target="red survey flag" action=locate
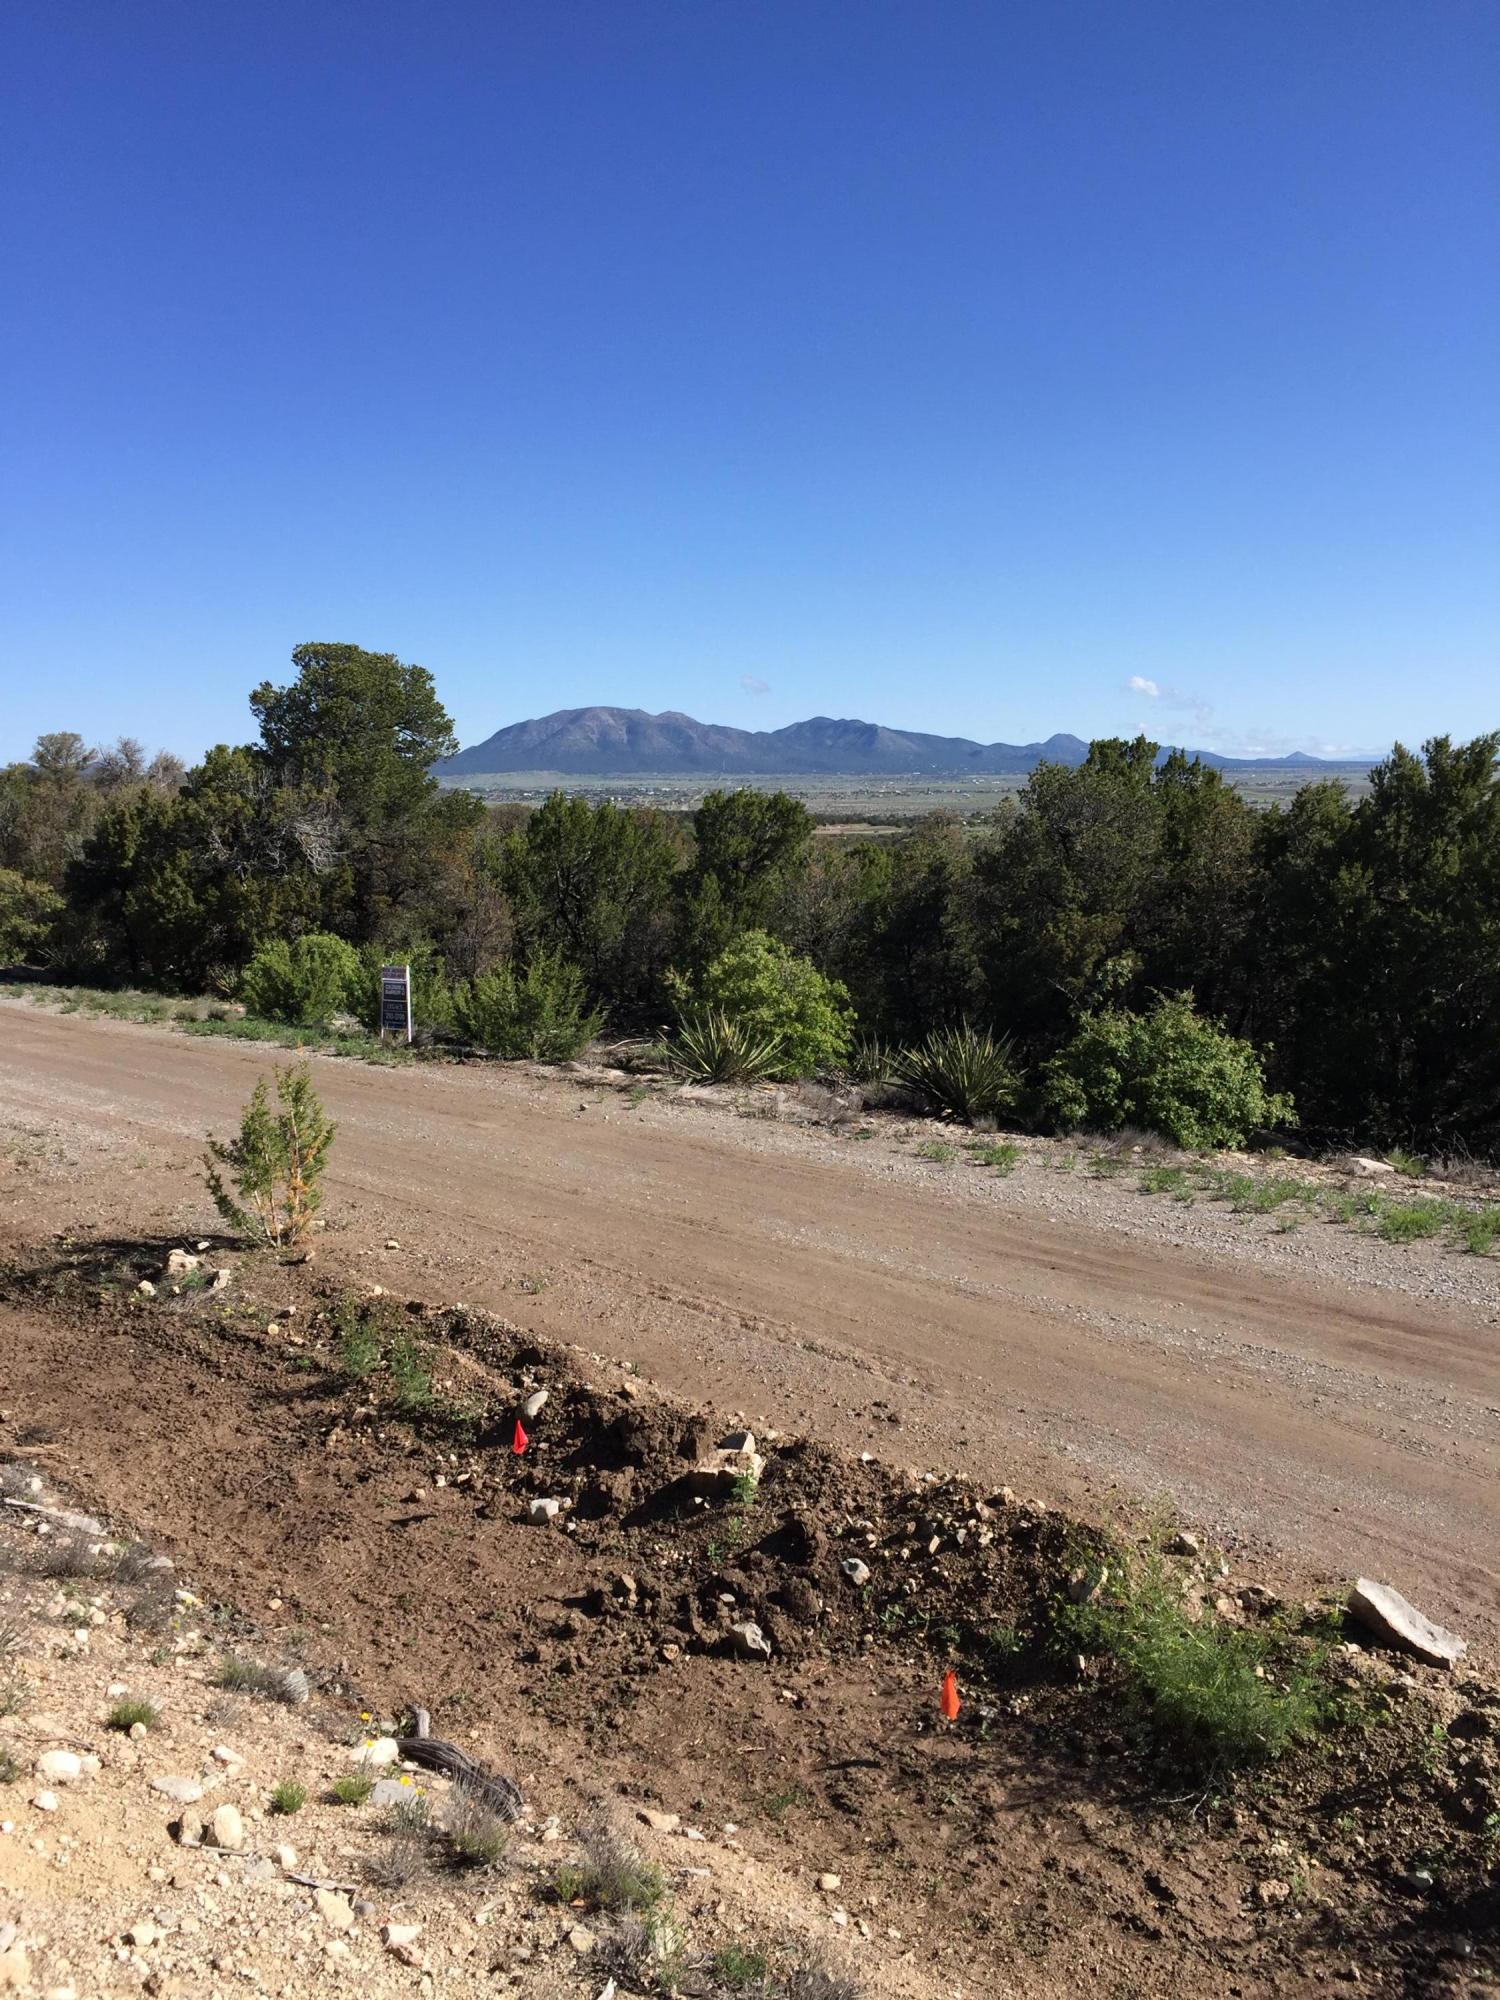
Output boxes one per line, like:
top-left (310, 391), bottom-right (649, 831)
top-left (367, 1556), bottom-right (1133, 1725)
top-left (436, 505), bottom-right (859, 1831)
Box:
top-left (940, 1669), bottom-right (961, 1721)
top-left (512, 1417), bottom-right (529, 1454)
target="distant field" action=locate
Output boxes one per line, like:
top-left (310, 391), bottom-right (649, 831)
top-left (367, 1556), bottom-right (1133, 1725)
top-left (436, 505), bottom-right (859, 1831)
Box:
top-left (438, 764), bottom-right (1375, 818)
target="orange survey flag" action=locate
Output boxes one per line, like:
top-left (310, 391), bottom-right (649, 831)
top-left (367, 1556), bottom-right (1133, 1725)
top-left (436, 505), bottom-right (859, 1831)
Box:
top-left (512, 1417), bottom-right (529, 1454)
top-left (940, 1669), bottom-right (960, 1720)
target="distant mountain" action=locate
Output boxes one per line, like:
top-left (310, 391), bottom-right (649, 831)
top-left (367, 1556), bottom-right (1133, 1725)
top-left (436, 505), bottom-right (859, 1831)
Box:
top-left (436, 707), bottom-right (1360, 779)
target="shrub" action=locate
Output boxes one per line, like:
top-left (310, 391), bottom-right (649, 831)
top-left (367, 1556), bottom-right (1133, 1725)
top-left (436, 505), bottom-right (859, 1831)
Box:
top-left (204, 1061), bottom-right (335, 1252)
top-left (269, 1779), bottom-right (307, 1814)
top-left (446, 1780), bottom-right (508, 1868)
top-left (213, 1656), bottom-right (310, 1705)
top-left (971, 1140), bottom-right (1021, 1173)
top-left (670, 1008), bottom-right (786, 1084)
top-left (897, 1023), bottom-right (1021, 1124)
top-left (451, 951), bottom-right (602, 1060)
top-left (0, 870), bottom-right (62, 967)
top-left (555, 1814), bottom-right (664, 1913)
top-left (239, 932), bottom-right (363, 1027)
top-left (1041, 993), bottom-right (1295, 1150)
top-left (331, 1770), bottom-right (375, 1805)
top-left (1457, 1209), bottom-right (1500, 1255)
top-left (668, 931), bottom-right (854, 1080)
top-left (1059, 1545), bottom-right (1331, 1774)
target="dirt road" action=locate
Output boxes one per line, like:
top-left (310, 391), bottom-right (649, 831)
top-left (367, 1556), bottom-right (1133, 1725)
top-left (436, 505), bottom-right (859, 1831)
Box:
top-left (1, 1000), bottom-right (1495, 1645)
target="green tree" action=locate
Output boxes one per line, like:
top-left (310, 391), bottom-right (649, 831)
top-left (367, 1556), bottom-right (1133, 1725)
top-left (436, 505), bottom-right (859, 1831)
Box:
top-left (678, 789), bottom-right (813, 968)
top-left (240, 932), bottom-right (364, 1027)
top-left (204, 1062), bottom-right (336, 1253)
top-left (0, 869), bottom-right (62, 966)
top-left (501, 794), bottom-right (682, 1013)
top-left (452, 951), bottom-right (601, 1059)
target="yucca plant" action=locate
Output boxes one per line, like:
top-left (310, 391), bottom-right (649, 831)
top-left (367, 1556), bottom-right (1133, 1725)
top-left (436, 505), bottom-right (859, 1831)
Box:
top-left (896, 1023), bottom-right (1021, 1125)
top-left (846, 1032), bottom-right (900, 1084)
top-left (670, 1008), bottom-right (786, 1084)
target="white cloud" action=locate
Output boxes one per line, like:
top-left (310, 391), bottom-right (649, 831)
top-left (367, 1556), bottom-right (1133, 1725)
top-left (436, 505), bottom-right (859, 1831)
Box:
top-left (739, 675), bottom-right (770, 696)
top-left (1127, 675), bottom-right (1161, 698)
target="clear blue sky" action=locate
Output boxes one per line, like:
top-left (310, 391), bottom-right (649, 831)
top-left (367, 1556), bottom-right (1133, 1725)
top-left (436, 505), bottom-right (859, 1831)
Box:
top-left (2, 0), bottom-right (1496, 764)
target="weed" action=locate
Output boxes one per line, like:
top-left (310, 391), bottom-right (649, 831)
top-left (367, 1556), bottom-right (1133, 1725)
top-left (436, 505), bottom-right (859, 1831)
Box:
top-left (1456, 1209), bottom-right (1500, 1255)
top-left (714, 1944), bottom-right (771, 1987)
top-left (269, 1779), bottom-right (307, 1815)
top-left (332, 1294), bottom-right (384, 1379)
top-left (782, 1961), bottom-right (864, 2000)
top-left (1058, 1545), bottom-right (1333, 1776)
top-left (1376, 1201), bottom-right (1450, 1243)
top-left (557, 1813), bottom-right (665, 1912)
top-left (970, 1141), bottom-right (1021, 1173)
top-left (446, 1780), bottom-right (508, 1869)
top-left (369, 1795), bottom-right (432, 1887)
top-left (106, 1697), bottom-right (158, 1732)
top-left (213, 1656), bottom-right (310, 1706)
top-left (596, 1910), bottom-right (688, 1995)
top-left (0, 1747), bottom-right (22, 1783)
top-left (760, 1783), bottom-right (812, 1821)
top-left (331, 1770), bottom-right (375, 1806)
top-left (513, 1271), bottom-right (551, 1295)
top-left (917, 1140), bottom-right (957, 1164)
top-left (1139, 1165), bottom-right (1193, 1198)
top-left (387, 1334), bottom-right (434, 1410)
top-left (1386, 1149), bottom-right (1427, 1177)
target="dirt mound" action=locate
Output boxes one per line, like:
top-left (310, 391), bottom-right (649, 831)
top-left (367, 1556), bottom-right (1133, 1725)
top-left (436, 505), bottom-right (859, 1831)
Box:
top-left (1, 1234), bottom-right (1497, 1996)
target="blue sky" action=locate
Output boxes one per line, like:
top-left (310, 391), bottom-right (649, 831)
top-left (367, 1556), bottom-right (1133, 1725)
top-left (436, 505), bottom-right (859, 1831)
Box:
top-left (2, 0), bottom-right (1496, 764)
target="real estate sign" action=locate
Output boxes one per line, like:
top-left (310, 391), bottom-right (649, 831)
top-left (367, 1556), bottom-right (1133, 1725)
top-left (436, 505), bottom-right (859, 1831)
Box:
top-left (379, 963), bottom-right (413, 1043)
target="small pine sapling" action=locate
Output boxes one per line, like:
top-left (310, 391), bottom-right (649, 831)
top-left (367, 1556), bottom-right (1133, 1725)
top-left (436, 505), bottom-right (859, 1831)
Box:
top-left (204, 1060), bottom-right (335, 1254)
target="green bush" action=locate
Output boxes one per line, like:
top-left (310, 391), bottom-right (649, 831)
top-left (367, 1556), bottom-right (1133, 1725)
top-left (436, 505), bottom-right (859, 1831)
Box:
top-left (897, 1023), bottom-right (1021, 1124)
top-left (239, 932), bottom-right (363, 1027)
top-left (451, 951), bottom-right (602, 1059)
top-left (1060, 1546), bottom-right (1332, 1774)
top-left (0, 870), bottom-right (63, 967)
top-left (668, 930), bottom-right (853, 1080)
top-left (1041, 993), bottom-right (1295, 1150)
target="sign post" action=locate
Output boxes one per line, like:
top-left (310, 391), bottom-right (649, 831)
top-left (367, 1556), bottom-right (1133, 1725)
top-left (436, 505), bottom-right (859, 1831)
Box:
top-left (379, 963), bottom-right (413, 1044)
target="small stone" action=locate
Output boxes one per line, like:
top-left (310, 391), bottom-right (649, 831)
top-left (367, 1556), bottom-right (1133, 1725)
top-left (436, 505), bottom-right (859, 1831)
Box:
top-left (209, 1268), bottom-right (231, 1291)
top-left (274, 1843), bottom-right (298, 1870)
top-left (567, 1925), bottom-right (596, 1953)
top-left (370, 1778), bottom-right (415, 1806)
top-left (129, 1722), bottom-right (148, 1741)
top-left (728, 1619), bottom-right (772, 1661)
top-left (126, 1921), bottom-right (160, 1948)
top-left (152, 1776), bottom-right (203, 1804)
top-left (211, 1745), bottom-right (241, 1767)
top-left (35, 1750), bottom-right (82, 1784)
top-left (1348, 1579), bottom-right (1466, 1669)
top-left (136, 1279), bottom-right (157, 1297)
top-left (638, 1809), bottom-right (680, 1833)
top-left (520, 1389), bottom-right (549, 1421)
top-left (164, 1249), bottom-right (200, 1276)
top-left (207, 1803), bottom-right (245, 1851)
top-left (817, 1872), bottom-right (842, 1892)
top-left (315, 1888), bottom-right (355, 1931)
top-left (385, 1239), bottom-right (401, 1250)
top-left (31, 1790), bottom-right (59, 1813)
top-left (659, 1642), bottom-right (681, 1663)
top-left (841, 1558), bottom-right (871, 1587)
top-left (1255, 1878), bottom-right (1291, 1908)
top-left (1351, 1156), bottom-right (1396, 1176)
top-left (383, 1924), bottom-right (421, 1949)
top-left (0, 1947), bottom-right (30, 1991)
top-left (528, 1497), bottom-right (563, 1524)
top-left (1169, 1531), bottom-right (1202, 1557)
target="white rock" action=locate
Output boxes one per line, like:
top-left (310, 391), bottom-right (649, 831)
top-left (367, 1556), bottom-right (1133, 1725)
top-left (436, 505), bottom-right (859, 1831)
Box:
top-left (207, 1803), bottom-right (245, 1851)
top-left (353, 1736), bottom-right (400, 1770)
top-left (1351, 1156), bottom-right (1396, 1176)
top-left (818, 1871), bottom-right (842, 1891)
top-left (315, 1888), bottom-right (355, 1931)
top-left (125, 1921), bottom-right (159, 1948)
top-left (841, 1558), bottom-right (871, 1587)
top-left (528, 1497), bottom-right (563, 1524)
top-left (1348, 1579), bottom-right (1467, 1668)
top-left (164, 1249), bottom-right (200, 1276)
top-left (31, 1790), bottom-right (59, 1812)
top-left (520, 1389), bottom-right (549, 1421)
top-left (151, 1776), bottom-right (203, 1803)
top-left (729, 1619), bottom-right (772, 1661)
top-left (35, 1750), bottom-right (82, 1784)
top-left (274, 1842), bottom-right (298, 1870)
top-left (136, 1279), bottom-right (156, 1297)
top-left (209, 1268), bottom-right (231, 1291)
top-left (383, 1923), bottom-right (421, 1949)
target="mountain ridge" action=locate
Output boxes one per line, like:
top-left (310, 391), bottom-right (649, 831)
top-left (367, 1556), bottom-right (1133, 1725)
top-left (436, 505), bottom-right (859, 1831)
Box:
top-left (436, 706), bottom-right (1360, 778)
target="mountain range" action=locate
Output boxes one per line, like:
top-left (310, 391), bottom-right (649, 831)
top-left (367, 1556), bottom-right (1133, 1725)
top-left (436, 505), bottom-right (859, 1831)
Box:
top-left (437, 707), bottom-right (1349, 779)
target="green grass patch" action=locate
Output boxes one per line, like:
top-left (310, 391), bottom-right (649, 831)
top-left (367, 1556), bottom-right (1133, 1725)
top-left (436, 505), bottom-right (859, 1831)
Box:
top-left (1374, 1199), bottom-right (1453, 1243)
top-left (331, 1771), bottom-right (376, 1806)
top-left (969, 1140), bottom-right (1022, 1173)
top-left (269, 1779), bottom-right (307, 1814)
top-left (916, 1140), bottom-right (958, 1164)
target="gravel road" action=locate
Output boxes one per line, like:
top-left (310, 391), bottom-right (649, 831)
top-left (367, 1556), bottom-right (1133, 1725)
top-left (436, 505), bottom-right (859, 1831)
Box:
top-left (1, 999), bottom-right (1495, 1648)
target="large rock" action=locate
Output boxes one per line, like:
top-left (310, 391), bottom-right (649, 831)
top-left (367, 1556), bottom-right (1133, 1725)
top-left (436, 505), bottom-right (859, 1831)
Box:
top-left (687, 1431), bottom-right (765, 1497)
top-left (1348, 1579), bottom-right (1467, 1668)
